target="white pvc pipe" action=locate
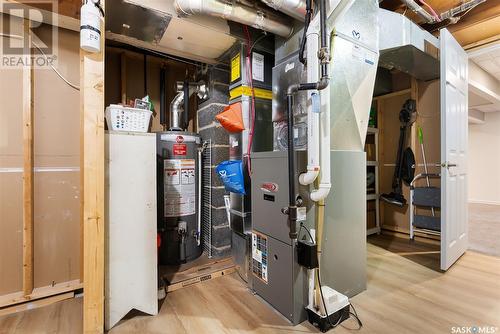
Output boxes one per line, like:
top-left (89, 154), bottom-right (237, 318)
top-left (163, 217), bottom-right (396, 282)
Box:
top-left (308, 0), bottom-right (355, 201)
top-left (175, 0), bottom-right (293, 37)
top-left (310, 53), bottom-right (331, 202)
top-left (299, 15), bottom-right (321, 186)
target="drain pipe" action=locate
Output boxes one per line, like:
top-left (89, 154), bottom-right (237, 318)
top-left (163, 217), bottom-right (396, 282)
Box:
top-left (299, 13), bottom-right (320, 186)
top-left (400, 0), bottom-right (438, 23)
top-left (174, 0), bottom-right (293, 38)
top-left (310, 75), bottom-right (331, 202)
top-left (284, 0), bottom-right (329, 240)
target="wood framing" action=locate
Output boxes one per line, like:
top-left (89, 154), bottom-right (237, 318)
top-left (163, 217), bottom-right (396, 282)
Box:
top-left (80, 7), bottom-right (105, 334)
top-left (0, 292), bottom-right (75, 317)
top-left (0, 280), bottom-right (82, 309)
top-left (22, 19), bottom-right (34, 298)
top-left (0, 1), bottom-right (80, 31)
top-left (161, 258), bottom-right (236, 292)
top-left (120, 52), bottom-right (127, 104)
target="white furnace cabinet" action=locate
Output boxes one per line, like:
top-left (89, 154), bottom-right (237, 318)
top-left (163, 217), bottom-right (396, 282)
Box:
top-left (105, 131), bottom-right (158, 330)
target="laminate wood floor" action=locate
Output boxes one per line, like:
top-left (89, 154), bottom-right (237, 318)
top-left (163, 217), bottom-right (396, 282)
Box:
top-left (1, 235), bottom-right (499, 334)
top-left (469, 203), bottom-right (500, 256)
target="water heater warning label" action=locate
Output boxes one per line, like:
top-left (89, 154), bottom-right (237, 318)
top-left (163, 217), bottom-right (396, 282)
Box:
top-left (164, 159), bottom-right (196, 217)
top-left (173, 144), bottom-right (187, 156)
top-left (252, 231), bottom-right (268, 283)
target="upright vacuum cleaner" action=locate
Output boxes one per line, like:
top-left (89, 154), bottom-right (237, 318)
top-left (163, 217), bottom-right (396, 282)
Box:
top-left (380, 99), bottom-right (416, 207)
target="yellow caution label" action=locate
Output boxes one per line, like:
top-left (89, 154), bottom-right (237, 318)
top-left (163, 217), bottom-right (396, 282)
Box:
top-left (231, 54), bottom-right (241, 82)
top-left (230, 86), bottom-right (272, 100)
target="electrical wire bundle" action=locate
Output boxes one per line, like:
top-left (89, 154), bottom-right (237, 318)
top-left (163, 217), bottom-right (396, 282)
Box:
top-left (242, 26), bottom-right (266, 176)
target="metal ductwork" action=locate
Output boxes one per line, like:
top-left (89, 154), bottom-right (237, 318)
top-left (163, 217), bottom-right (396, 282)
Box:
top-left (378, 8), bottom-right (440, 81)
top-left (260, 0), bottom-right (306, 21)
top-left (174, 0), bottom-right (293, 37)
top-left (170, 92), bottom-right (185, 131)
top-left (399, 0), bottom-right (437, 23)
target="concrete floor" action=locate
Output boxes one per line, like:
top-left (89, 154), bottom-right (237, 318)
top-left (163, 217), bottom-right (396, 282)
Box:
top-left (468, 203), bottom-right (500, 257)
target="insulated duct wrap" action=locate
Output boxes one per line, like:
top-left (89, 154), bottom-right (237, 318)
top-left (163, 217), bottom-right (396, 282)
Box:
top-left (175, 0), bottom-right (293, 37)
top-left (260, 0), bottom-right (306, 21)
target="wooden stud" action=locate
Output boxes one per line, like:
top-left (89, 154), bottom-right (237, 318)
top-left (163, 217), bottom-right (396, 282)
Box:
top-left (373, 88), bottom-right (412, 101)
top-left (464, 35), bottom-right (500, 51)
top-left (0, 292), bottom-right (75, 317)
top-left (22, 19), bottom-right (34, 298)
top-left (410, 78), bottom-right (418, 154)
top-left (0, 280), bottom-right (82, 309)
top-left (377, 98), bottom-right (385, 227)
top-left (81, 8), bottom-right (105, 334)
top-left (166, 267), bottom-right (237, 293)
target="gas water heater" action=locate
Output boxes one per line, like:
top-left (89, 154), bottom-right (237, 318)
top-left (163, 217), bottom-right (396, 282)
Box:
top-left (157, 81), bottom-right (207, 265)
top-left (157, 132), bottom-right (202, 265)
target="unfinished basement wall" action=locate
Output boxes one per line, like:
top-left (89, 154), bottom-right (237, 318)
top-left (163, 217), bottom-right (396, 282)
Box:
top-left (0, 14), bottom-right (24, 297)
top-left (105, 47), bottom-right (198, 132)
top-left (0, 15), bottom-right (82, 303)
top-left (198, 65), bottom-right (231, 257)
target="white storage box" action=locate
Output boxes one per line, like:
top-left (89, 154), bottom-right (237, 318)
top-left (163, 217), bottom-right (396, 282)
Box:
top-left (105, 104), bottom-right (152, 133)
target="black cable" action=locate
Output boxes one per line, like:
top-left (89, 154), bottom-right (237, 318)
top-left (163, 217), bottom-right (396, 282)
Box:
top-left (249, 33), bottom-right (267, 53)
top-left (299, 222), bottom-right (314, 243)
top-left (301, 218), bottom-right (364, 331)
top-left (349, 303), bottom-right (363, 330)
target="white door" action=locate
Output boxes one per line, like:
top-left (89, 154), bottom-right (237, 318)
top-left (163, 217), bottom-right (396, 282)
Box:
top-left (440, 29), bottom-right (469, 271)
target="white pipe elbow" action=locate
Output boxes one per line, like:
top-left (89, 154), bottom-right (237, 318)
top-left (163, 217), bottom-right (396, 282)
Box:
top-left (310, 184), bottom-right (331, 202)
top-left (299, 168), bottom-right (320, 186)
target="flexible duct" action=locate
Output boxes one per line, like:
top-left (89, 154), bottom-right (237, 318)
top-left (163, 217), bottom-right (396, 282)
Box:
top-left (260, 0), bottom-right (306, 21)
top-left (170, 92), bottom-right (184, 131)
top-left (400, 0), bottom-right (437, 23)
top-left (174, 0), bottom-right (293, 37)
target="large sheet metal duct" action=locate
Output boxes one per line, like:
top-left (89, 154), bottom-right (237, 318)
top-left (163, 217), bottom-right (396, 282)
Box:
top-left (329, 0), bottom-right (379, 152)
top-left (378, 9), bottom-right (440, 81)
top-left (174, 0), bottom-right (293, 37)
top-left (320, 0), bottom-right (379, 298)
